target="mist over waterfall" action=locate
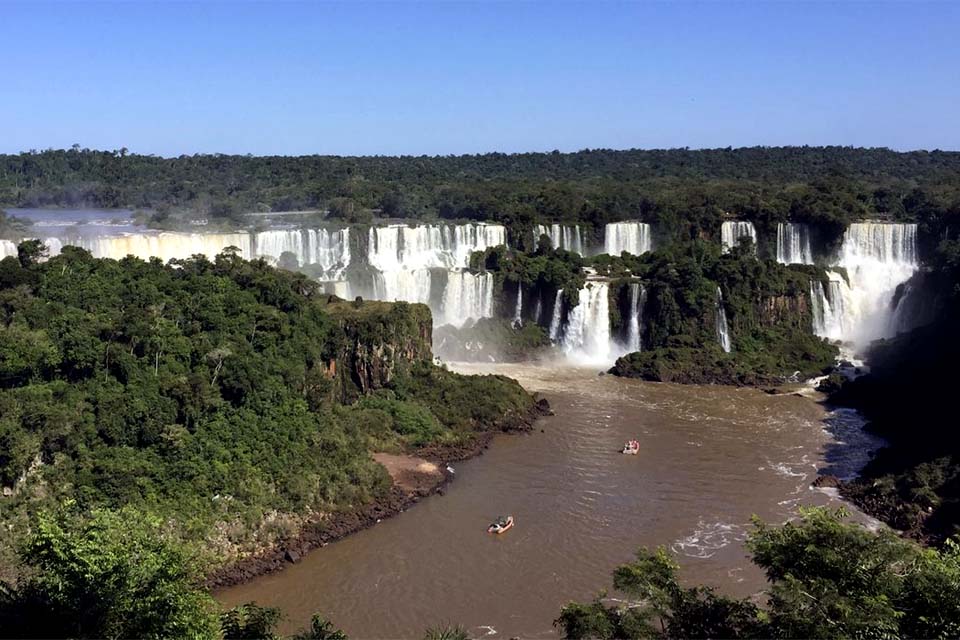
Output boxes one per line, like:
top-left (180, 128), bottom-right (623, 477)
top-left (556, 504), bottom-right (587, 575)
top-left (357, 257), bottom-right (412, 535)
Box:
top-left (604, 222), bottom-right (652, 256)
top-left (0, 240), bottom-right (16, 259)
top-left (776, 223), bottom-right (813, 264)
top-left (561, 281), bottom-right (613, 364)
top-left (812, 222), bottom-right (919, 350)
top-left (365, 222), bottom-right (506, 327)
top-left (715, 287), bottom-right (732, 352)
top-left (626, 283), bottom-right (646, 353)
top-left (534, 224), bottom-right (585, 255)
top-left (721, 221), bottom-right (757, 253)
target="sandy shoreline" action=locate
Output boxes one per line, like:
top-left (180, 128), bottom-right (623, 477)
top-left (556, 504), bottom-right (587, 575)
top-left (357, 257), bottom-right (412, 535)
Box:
top-left (206, 400), bottom-right (549, 589)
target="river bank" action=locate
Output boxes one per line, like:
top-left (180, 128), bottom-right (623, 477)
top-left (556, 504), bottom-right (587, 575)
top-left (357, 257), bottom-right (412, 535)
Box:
top-left (206, 399), bottom-right (550, 589)
top-left (216, 363), bottom-right (881, 638)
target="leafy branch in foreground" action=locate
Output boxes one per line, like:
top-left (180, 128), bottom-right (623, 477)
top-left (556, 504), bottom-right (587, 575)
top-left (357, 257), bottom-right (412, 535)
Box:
top-left (556, 508), bottom-right (960, 639)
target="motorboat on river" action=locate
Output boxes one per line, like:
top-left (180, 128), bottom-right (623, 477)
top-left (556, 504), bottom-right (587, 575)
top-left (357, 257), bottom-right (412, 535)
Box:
top-left (488, 515), bottom-right (514, 534)
top-left (622, 440), bottom-right (640, 455)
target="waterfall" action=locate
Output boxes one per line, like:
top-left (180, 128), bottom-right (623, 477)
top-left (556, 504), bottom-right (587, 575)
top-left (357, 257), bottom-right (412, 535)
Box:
top-left (70, 231), bottom-right (255, 262)
top-left (533, 295), bottom-right (543, 324)
top-left (625, 283), bottom-right (645, 353)
top-left (368, 222), bottom-right (505, 271)
top-left (810, 271), bottom-right (849, 341)
top-left (823, 222), bottom-right (919, 349)
top-left (721, 221), bottom-right (757, 253)
top-left (548, 290), bottom-right (564, 341)
top-left (372, 268), bottom-right (433, 306)
top-left (534, 224), bottom-right (585, 255)
top-left (776, 223), bottom-right (813, 264)
top-left (603, 222), bottom-right (652, 256)
top-left (512, 286), bottom-right (523, 327)
top-left (715, 287), bottom-right (732, 353)
top-left (254, 228), bottom-right (350, 277)
top-left (5, 233), bottom-right (256, 262)
top-left (1, 240), bottom-right (17, 259)
top-left (562, 281), bottom-right (613, 364)
top-left (438, 271), bottom-right (495, 328)
top-left (366, 222), bottom-right (506, 327)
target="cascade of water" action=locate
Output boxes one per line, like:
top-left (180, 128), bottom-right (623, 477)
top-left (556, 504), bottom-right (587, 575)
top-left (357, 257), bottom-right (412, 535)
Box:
top-left (810, 271), bottom-right (850, 341)
top-left (625, 283), bottom-right (646, 353)
top-left (533, 295), bottom-right (543, 325)
top-left (254, 228), bottom-right (351, 277)
top-left (603, 222), bottom-right (652, 256)
top-left (43, 238), bottom-right (63, 257)
top-left (562, 282), bottom-right (613, 364)
top-left (776, 223), bottom-right (813, 264)
top-left (372, 269), bottom-right (433, 306)
top-left (369, 222), bottom-right (506, 271)
top-left (366, 222), bottom-right (506, 327)
top-left (534, 224), bottom-right (585, 255)
top-left (72, 231), bottom-right (255, 262)
top-left (513, 286), bottom-right (523, 327)
top-left (721, 221), bottom-right (757, 253)
top-left (548, 290), bottom-right (564, 342)
top-left (438, 271), bottom-right (495, 328)
top-left (715, 287), bottom-right (732, 353)
top-left (1, 239), bottom-right (18, 259)
top-left (826, 222), bottom-right (919, 348)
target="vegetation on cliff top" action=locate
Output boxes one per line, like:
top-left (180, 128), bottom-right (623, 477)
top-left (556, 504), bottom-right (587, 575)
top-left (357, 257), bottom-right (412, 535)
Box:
top-left (0, 243), bottom-right (537, 576)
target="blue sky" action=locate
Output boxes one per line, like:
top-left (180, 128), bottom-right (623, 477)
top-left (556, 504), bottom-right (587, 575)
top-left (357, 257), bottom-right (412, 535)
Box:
top-left (2, 1), bottom-right (958, 156)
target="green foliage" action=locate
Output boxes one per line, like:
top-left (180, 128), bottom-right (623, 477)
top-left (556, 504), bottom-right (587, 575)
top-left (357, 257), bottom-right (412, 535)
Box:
top-left (0, 248), bottom-right (532, 571)
top-left (390, 362), bottom-right (536, 435)
top-left (358, 391), bottom-right (446, 447)
top-left (434, 318), bottom-right (552, 362)
top-left (290, 615), bottom-right (349, 640)
top-left (556, 508), bottom-right (960, 640)
top-left (222, 603), bottom-right (282, 640)
top-left (3, 148), bottom-right (959, 245)
top-left (0, 507), bottom-right (220, 639)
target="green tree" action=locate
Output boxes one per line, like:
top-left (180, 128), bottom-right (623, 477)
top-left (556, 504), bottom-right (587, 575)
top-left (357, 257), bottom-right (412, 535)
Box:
top-left (556, 508), bottom-right (960, 639)
top-left (221, 602), bottom-right (282, 640)
top-left (290, 614), bottom-right (349, 640)
top-left (16, 239), bottom-right (47, 267)
top-left (0, 507), bottom-right (220, 639)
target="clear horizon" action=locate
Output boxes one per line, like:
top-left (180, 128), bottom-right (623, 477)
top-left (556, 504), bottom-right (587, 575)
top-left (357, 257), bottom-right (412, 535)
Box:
top-left (3, 1), bottom-right (959, 156)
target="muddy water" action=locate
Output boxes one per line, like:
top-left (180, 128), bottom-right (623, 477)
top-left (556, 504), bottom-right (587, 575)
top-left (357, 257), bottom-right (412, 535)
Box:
top-left (217, 363), bottom-right (880, 638)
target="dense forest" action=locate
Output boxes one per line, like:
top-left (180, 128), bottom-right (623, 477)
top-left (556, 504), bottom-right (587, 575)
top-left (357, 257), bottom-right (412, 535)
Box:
top-left (2, 147), bottom-right (959, 245)
top-left (0, 242), bottom-right (539, 580)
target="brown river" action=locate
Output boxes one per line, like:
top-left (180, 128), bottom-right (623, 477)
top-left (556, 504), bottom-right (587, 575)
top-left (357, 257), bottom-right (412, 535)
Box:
top-left (217, 363), bottom-right (881, 638)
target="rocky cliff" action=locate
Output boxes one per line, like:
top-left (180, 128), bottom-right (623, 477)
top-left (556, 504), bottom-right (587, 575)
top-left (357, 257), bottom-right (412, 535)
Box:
top-left (321, 298), bottom-right (433, 401)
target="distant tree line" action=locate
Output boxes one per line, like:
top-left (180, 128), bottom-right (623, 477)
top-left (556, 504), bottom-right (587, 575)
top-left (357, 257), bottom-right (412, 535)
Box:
top-left (2, 147), bottom-right (959, 243)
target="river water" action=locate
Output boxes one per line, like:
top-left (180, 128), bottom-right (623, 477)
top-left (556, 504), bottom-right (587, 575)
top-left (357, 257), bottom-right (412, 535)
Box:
top-left (217, 362), bottom-right (881, 638)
